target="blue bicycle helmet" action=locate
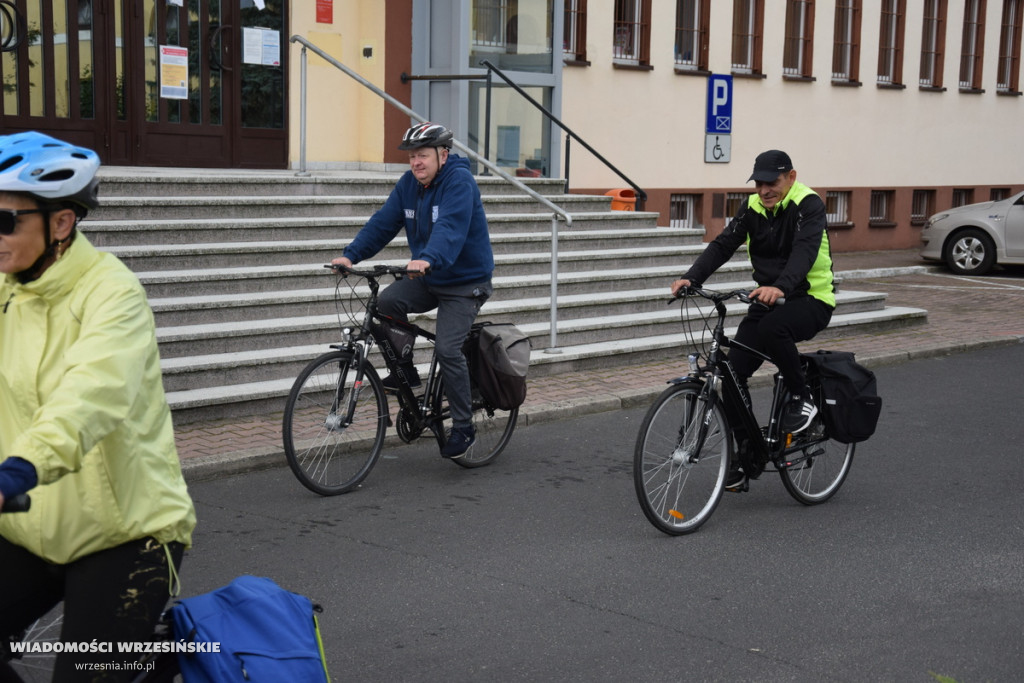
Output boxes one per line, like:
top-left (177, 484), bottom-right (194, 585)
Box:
top-left (0, 131), bottom-right (100, 216)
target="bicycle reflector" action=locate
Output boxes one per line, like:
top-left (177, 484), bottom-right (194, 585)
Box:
top-left (669, 509), bottom-right (685, 520)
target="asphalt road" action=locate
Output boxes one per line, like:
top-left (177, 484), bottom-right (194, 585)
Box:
top-left (181, 343), bottom-right (1024, 682)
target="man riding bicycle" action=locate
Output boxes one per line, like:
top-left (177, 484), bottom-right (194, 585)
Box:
top-left (671, 150), bottom-right (836, 480)
top-left (0, 132), bottom-right (195, 681)
top-left (332, 122), bottom-right (494, 459)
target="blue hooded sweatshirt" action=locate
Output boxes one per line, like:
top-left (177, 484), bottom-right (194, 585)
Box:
top-left (343, 154), bottom-right (494, 287)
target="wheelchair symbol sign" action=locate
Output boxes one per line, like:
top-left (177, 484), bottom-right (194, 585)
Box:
top-left (705, 133), bottom-right (731, 163)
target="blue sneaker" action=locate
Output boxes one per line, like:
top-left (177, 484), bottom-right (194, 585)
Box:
top-left (441, 426), bottom-right (476, 459)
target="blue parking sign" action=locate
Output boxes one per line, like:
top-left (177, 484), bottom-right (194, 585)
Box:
top-left (706, 75), bottom-right (732, 134)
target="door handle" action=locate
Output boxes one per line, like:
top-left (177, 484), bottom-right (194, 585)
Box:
top-left (209, 23), bottom-right (232, 72)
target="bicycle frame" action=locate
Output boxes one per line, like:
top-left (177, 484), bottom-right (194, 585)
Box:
top-left (676, 289), bottom-right (825, 478)
top-left (328, 266), bottom-right (448, 447)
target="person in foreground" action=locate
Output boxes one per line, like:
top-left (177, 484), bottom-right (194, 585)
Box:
top-left (670, 150), bottom-right (836, 484)
top-left (332, 122), bottom-right (494, 459)
top-left (0, 131), bottom-right (196, 681)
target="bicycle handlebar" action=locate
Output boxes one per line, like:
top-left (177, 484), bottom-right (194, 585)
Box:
top-left (325, 264), bottom-right (427, 279)
top-left (1, 494), bottom-right (30, 513)
top-left (671, 286), bottom-right (785, 308)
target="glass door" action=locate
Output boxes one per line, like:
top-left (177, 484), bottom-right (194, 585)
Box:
top-left (131, 0), bottom-right (231, 165)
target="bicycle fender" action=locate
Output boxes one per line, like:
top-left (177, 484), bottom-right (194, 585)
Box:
top-left (667, 374), bottom-right (705, 385)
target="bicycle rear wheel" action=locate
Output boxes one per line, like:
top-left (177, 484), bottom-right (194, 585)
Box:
top-left (778, 374), bottom-right (855, 505)
top-left (633, 381), bottom-right (731, 535)
top-left (778, 424), bottom-right (855, 505)
top-left (433, 381), bottom-right (518, 468)
top-left (283, 351), bottom-right (389, 495)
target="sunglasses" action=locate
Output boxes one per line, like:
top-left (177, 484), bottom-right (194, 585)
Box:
top-left (0, 208), bottom-right (48, 236)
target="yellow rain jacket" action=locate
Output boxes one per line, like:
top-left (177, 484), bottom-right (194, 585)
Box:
top-left (0, 234), bottom-right (195, 564)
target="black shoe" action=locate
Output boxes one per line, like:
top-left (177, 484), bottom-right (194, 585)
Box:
top-left (725, 466), bottom-right (745, 490)
top-left (382, 364), bottom-right (421, 391)
top-left (782, 396), bottom-right (818, 434)
top-left (441, 426), bottom-right (476, 459)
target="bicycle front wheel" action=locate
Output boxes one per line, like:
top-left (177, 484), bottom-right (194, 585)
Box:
top-left (433, 381), bottom-right (518, 468)
top-left (283, 351), bottom-right (389, 495)
top-left (633, 381), bottom-right (731, 535)
top-left (778, 432), bottom-right (855, 505)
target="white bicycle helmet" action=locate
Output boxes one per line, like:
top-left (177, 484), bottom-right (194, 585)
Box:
top-left (397, 122), bottom-right (454, 151)
top-left (0, 131), bottom-right (100, 216)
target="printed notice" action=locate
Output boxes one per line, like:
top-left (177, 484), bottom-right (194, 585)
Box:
top-left (159, 46), bottom-right (188, 100)
top-left (243, 27), bottom-right (281, 66)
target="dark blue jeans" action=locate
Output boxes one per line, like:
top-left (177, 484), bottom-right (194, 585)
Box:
top-left (378, 277), bottom-right (492, 428)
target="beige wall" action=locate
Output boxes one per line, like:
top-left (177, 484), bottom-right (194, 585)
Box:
top-left (561, 1), bottom-right (1023, 192)
top-left (289, 3), bottom-right (388, 166)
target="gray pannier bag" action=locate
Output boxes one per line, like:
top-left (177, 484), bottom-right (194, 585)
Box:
top-left (463, 322), bottom-right (532, 410)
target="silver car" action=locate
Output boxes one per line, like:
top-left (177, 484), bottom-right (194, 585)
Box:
top-left (920, 190), bottom-right (1024, 275)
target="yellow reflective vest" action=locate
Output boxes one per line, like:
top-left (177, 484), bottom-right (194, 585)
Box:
top-left (0, 234), bottom-right (195, 564)
top-left (683, 180), bottom-right (836, 307)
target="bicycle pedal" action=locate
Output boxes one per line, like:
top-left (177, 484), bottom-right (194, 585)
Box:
top-left (724, 479), bottom-right (749, 493)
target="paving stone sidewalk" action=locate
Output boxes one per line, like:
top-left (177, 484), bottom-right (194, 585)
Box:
top-left (173, 249), bottom-right (1024, 480)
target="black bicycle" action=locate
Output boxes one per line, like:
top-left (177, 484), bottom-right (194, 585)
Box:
top-left (1, 495), bottom-right (181, 682)
top-left (633, 287), bottom-right (855, 535)
top-left (282, 264), bottom-right (518, 496)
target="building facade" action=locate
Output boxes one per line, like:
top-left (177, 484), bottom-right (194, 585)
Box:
top-left (3, 1), bottom-right (1020, 251)
top-left (560, 0), bottom-right (1024, 249)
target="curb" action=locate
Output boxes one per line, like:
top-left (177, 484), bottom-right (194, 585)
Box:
top-left (834, 265), bottom-right (932, 281)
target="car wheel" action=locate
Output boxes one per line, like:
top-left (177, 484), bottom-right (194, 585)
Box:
top-left (945, 228), bottom-right (996, 275)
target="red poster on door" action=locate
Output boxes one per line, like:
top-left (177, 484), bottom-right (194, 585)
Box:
top-left (316, 0), bottom-right (333, 24)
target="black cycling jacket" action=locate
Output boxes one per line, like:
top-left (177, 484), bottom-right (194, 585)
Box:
top-left (682, 181), bottom-right (836, 306)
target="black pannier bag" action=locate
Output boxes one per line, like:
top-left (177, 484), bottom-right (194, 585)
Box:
top-left (463, 322), bottom-right (532, 410)
top-left (802, 350), bottom-right (883, 444)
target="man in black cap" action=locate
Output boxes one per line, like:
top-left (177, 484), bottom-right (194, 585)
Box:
top-left (671, 150), bottom-right (836, 486)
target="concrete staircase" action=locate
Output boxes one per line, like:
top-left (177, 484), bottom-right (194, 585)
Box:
top-left (88, 168), bottom-right (926, 424)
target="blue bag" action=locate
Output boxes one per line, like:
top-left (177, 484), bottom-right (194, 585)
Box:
top-left (171, 575), bottom-right (329, 682)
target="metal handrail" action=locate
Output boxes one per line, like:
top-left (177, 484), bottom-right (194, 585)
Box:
top-left (478, 60), bottom-right (648, 211)
top-left (403, 61), bottom-right (648, 211)
top-left (289, 35), bottom-right (568, 352)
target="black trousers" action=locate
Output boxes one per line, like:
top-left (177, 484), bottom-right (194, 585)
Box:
top-left (0, 536), bottom-right (184, 683)
top-left (728, 295), bottom-right (833, 397)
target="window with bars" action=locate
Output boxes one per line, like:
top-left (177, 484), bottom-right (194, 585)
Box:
top-left (670, 194), bottom-right (701, 229)
top-left (911, 189), bottom-right (935, 224)
top-left (869, 190), bottom-right (895, 225)
top-left (832, 0), bottom-right (861, 83)
top-left (825, 191), bottom-right (852, 226)
top-left (960, 0), bottom-right (986, 91)
top-left (472, 0), bottom-right (508, 49)
top-left (725, 192), bottom-right (749, 218)
top-left (675, 0), bottom-right (709, 71)
top-left (564, 0), bottom-right (588, 63)
top-left (877, 0), bottom-right (906, 86)
top-left (952, 188), bottom-right (974, 207)
top-left (784, 0), bottom-right (815, 78)
top-left (997, 0), bottom-right (1023, 93)
top-left (991, 187), bottom-right (1012, 201)
top-left (732, 0), bottom-right (764, 75)
top-left (919, 0), bottom-right (947, 88)
top-left (613, 0), bottom-right (651, 66)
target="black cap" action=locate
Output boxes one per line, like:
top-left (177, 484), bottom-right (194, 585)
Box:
top-left (748, 150), bottom-right (793, 182)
